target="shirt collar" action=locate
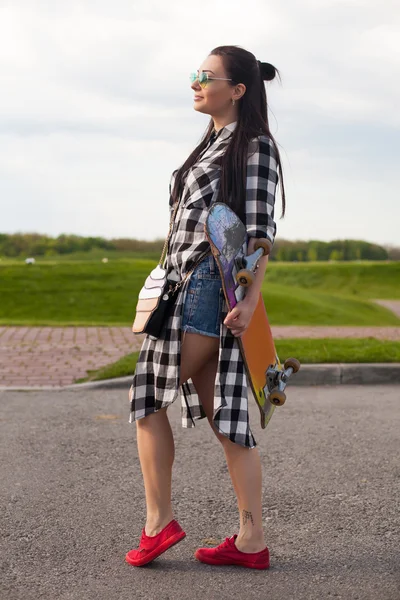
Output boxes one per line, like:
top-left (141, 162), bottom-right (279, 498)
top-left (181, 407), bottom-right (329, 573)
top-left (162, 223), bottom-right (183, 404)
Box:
top-left (213, 120), bottom-right (237, 142)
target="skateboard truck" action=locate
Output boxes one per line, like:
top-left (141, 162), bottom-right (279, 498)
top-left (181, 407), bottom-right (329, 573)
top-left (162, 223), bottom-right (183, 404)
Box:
top-left (264, 358), bottom-right (301, 407)
top-left (235, 239), bottom-right (273, 287)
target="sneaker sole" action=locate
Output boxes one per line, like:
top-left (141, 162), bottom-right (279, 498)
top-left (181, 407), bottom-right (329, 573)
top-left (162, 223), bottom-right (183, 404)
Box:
top-left (125, 530), bottom-right (186, 567)
top-left (194, 552), bottom-right (269, 570)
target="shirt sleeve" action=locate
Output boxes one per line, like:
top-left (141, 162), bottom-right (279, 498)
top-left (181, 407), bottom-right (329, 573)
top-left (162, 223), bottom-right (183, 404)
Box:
top-left (245, 135), bottom-right (278, 244)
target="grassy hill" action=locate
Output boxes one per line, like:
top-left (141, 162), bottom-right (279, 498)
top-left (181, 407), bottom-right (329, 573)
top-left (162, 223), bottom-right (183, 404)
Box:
top-left (0, 258), bottom-right (399, 326)
top-left (263, 261), bottom-right (400, 300)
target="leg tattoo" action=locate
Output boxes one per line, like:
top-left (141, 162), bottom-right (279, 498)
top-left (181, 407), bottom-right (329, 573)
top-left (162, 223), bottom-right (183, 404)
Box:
top-left (242, 509), bottom-right (254, 526)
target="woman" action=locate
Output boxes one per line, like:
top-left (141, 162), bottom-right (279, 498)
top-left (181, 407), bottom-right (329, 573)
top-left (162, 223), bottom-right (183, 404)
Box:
top-left (126, 45), bottom-right (286, 569)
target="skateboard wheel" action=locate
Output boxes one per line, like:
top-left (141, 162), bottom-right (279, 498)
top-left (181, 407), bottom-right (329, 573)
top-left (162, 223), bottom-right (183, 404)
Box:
top-left (254, 238), bottom-right (272, 256)
top-left (236, 269), bottom-right (255, 287)
top-left (269, 390), bottom-right (286, 406)
top-left (284, 358), bottom-right (301, 373)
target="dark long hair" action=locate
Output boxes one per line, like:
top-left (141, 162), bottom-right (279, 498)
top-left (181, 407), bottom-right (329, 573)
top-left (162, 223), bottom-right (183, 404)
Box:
top-left (171, 45), bottom-right (286, 223)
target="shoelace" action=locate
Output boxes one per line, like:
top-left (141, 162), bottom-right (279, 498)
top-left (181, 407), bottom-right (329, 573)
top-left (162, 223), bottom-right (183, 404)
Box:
top-left (220, 536), bottom-right (235, 549)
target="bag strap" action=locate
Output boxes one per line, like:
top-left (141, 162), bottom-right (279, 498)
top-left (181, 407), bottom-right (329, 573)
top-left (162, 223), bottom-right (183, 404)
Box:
top-left (159, 163), bottom-right (196, 268)
top-left (159, 166), bottom-right (212, 290)
top-left (168, 247), bottom-right (212, 296)
top-left (159, 198), bottom-right (181, 268)
top-left (160, 133), bottom-right (220, 268)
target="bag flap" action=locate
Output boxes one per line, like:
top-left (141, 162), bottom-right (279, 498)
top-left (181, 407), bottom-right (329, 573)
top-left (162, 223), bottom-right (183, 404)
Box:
top-left (144, 274), bottom-right (167, 289)
top-left (150, 265), bottom-right (167, 280)
top-left (138, 286), bottom-right (164, 300)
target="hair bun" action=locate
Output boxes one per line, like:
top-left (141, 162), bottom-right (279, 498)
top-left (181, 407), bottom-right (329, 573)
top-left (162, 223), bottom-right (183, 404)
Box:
top-left (257, 60), bottom-right (276, 81)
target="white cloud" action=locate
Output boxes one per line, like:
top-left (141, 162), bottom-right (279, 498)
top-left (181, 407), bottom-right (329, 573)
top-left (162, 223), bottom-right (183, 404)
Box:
top-left (0, 0), bottom-right (399, 245)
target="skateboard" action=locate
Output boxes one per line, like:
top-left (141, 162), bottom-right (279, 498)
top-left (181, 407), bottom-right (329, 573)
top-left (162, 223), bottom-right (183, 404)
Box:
top-left (205, 202), bottom-right (300, 429)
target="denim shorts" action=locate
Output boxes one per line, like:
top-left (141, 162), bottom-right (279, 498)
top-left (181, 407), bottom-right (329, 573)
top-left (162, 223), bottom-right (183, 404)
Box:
top-left (181, 254), bottom-right (224, 338)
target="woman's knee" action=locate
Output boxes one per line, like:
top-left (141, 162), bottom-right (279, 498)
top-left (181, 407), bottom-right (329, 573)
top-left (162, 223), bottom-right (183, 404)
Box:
top-left (205, 415), bottom-right (232, 446)
top-left (215, 430), bottom-right (231, 446)
top-left (135, 406), bottom-right (169, 429)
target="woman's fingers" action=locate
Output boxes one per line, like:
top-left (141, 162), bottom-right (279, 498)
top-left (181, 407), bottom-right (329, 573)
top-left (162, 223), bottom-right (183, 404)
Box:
top-left (223, 305), bottom-right (241, 326)
top-left (227, 323), bottom-right (245, 335)
top-left (231, 331), bottom-right (243, 338)
top-left (224, 299), bottom-right (257, 337)
top-left (224, 303), bottom-right (253, 337)
top-left (225, 312), bottom-right (245, 333)
top-left (229, 322), bottom-right (246, 337)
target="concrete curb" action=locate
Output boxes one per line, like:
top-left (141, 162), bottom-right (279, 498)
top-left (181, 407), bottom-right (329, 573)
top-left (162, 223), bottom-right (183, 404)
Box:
top-left (1, 364), bottom-right (399, 392)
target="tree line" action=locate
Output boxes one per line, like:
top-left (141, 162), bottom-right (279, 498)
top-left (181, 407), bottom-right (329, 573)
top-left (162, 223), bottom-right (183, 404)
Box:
top-left (0, 232), bottom-right (398, 261)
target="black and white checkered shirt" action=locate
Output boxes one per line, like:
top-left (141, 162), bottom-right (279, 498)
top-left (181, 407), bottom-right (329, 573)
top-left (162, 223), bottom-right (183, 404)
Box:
top-left (129, 121), bottom-right (278, 447)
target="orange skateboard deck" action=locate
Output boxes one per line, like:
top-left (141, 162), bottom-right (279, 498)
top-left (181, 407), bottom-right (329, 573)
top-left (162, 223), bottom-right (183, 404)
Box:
top-left (205, 202), bottom-right (300, 429)
top-left (241, 295), bottom-right (281, 428)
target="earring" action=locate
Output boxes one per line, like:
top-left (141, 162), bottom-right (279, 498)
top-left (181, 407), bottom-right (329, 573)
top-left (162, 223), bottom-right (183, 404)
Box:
top-left (232, 99), bottom-right (236, 106)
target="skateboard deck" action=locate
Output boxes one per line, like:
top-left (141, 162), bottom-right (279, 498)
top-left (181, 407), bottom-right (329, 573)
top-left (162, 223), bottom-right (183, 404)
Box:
top-left (205, 202), bottom-right (299, 429)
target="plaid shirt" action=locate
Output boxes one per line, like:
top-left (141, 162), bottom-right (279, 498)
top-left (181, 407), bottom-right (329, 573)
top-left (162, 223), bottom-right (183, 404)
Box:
top-left (129, 121), bottom-right (278, 447)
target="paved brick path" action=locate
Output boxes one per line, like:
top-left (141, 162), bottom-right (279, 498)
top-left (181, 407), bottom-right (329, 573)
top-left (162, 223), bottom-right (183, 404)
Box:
top-left (0, 327), bottom-right (143, 388)
top-left (1, 325), bottom-right (399, 388)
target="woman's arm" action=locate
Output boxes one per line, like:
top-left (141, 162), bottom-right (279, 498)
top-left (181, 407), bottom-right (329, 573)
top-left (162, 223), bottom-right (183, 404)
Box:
top-left (224, 136), bottom-right (278, 337)
top-left (242, 237), bottom-right (269, 307)
top-left (223, 240), bottom-right (269, 337)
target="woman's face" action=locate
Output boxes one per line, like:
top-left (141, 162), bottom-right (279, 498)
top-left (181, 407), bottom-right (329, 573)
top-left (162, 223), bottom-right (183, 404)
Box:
top-left (191, 55), bottom-right (239, 116)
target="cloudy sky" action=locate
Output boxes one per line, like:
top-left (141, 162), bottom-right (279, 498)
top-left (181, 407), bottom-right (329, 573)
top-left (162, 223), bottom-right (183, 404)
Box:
top-left (0, 0), bottom-right (399, 245)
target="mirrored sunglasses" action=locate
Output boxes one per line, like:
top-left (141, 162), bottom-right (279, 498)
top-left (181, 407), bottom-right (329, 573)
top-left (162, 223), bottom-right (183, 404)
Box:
top-left (189, 70), bottom-right (233, 88)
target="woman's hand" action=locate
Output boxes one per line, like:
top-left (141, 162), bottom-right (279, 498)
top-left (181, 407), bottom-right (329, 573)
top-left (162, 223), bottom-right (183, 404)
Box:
top-left (223, 295), bottom-right (258, 338)
top-left (223, 236), bottom-right (271, 338)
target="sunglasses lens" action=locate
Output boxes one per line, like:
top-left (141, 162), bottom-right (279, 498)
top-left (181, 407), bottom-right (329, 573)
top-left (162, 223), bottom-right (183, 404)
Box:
top-left (190, 71), bottom-right (209, 87)
top-left (198, 71), bottom-right (208, 88)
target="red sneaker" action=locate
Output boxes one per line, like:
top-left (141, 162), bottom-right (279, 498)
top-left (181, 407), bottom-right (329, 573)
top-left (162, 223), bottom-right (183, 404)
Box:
top-left (125, 519), bottom-right (186, 567)
top-left (194, 534), bottom-right (270, 570)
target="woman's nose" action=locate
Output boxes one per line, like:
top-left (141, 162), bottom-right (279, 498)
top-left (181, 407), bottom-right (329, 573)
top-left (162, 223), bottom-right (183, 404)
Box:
top-left (191, 78), bottom-right (201, 91)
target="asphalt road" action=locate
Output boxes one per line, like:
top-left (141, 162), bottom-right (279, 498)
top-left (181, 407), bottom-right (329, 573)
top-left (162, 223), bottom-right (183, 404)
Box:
top-left (1, 385), bottom-right (399, 600)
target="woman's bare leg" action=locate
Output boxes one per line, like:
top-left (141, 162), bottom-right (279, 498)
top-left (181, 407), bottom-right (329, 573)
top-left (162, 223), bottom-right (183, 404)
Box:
top-left (136, 407), bottom-right (175, 536)
top-left (192, 353), bottom-right (267, 553)
top-left (221, 439), bottom-right (266, 552)
top-left (135, 332), bottom-right (219, 537)
top-left (179, 331), bottom-right (219, 386)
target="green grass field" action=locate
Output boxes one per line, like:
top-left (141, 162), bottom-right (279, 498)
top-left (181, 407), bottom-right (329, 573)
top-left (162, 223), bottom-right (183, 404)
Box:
top-left (262, 261), bottom-right (400, 300)
top-left (0, 259), bottom-right (399, 326)
top-left (77, 337), bottom-right (400, 382)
